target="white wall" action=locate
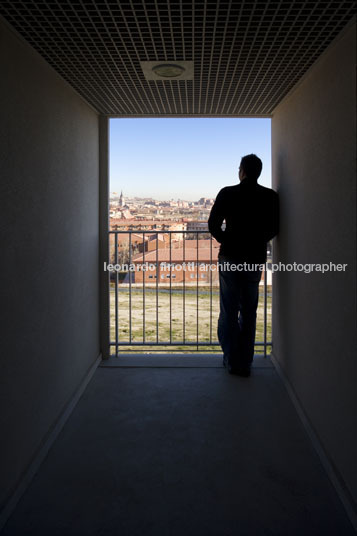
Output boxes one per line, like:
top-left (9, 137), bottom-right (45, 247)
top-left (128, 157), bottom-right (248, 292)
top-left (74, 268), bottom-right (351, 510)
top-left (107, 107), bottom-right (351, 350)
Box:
top-left (0, 19), bottom-right (100, 512)
top-left (272, 21), bottom-right (356, 506)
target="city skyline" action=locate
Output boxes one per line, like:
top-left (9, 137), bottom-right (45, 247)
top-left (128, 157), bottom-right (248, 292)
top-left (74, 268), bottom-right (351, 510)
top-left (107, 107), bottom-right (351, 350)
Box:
top-left (109, 190), bottom-right (214, 228)
top-left (110, 191), bottom-right (213, 202)
top-left (110, 118), bottom-right (271, 201)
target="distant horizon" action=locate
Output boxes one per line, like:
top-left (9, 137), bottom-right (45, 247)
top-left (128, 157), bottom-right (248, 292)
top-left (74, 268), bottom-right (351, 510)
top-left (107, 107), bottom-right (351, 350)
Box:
top-left (110, 118), bottom-right (271, 201)
top-left (110, 192), bottom-right (214, 201)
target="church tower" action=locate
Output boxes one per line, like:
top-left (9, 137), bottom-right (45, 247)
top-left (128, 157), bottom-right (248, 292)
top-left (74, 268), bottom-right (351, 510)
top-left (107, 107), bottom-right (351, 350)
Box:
top-left (119, 190), bottom-right (124, 207)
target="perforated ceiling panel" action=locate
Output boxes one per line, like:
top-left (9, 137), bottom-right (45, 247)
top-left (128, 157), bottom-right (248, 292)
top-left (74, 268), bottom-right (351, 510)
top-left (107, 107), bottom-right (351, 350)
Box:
top-left (0, 1), bottom-right (355, 116)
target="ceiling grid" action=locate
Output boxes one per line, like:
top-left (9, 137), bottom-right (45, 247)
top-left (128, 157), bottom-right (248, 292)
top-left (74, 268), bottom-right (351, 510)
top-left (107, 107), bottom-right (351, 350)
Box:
top-left (0, 0), bottom-right (355, 116)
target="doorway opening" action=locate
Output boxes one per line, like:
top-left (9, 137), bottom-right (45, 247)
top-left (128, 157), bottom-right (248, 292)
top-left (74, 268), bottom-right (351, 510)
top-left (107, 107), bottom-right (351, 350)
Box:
top-left (108, 118), bottom-right (272, 356)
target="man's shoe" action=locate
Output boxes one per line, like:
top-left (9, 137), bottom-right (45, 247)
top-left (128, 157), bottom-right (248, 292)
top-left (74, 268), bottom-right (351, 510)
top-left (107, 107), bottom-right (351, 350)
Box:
top-left (230, 365), bottom-right (251, 377)
top-left (223, 356), bottom-right (250, 377)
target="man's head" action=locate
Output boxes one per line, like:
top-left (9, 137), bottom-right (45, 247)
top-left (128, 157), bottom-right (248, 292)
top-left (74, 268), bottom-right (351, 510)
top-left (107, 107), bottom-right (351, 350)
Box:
top-left (239, 154), bottom-right (262, 182)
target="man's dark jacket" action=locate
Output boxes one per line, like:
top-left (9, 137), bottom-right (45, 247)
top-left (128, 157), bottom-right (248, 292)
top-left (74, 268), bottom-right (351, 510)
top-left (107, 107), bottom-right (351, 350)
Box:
top-left (208, 180), bottom-right (279, 264)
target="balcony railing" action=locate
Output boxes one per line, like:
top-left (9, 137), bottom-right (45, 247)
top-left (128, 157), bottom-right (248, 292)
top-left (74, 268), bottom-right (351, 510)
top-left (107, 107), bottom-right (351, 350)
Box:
top-left (108, 230), bottom-right (272, 357)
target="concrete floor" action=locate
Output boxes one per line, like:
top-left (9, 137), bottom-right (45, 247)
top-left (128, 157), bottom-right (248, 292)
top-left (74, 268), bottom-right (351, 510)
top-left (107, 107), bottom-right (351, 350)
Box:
top-left (2, 356), bottom-right (354, 536)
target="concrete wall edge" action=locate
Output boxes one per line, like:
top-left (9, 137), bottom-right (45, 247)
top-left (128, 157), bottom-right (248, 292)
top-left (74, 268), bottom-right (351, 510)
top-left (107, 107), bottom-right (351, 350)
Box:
top-left (99, 116), bottom-right (110, 359)
top-left (0, 354), bottom-right (102, 533)
top-left (270, 352), bottom-right (357, 531)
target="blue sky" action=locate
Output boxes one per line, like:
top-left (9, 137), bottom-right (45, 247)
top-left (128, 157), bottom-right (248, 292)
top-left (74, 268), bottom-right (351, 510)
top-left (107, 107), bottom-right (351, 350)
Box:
top-left (110, 118), bottom-right (271, 200)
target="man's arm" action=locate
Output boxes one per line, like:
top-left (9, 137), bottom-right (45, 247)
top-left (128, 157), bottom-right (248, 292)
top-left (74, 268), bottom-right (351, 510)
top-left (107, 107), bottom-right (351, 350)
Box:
top-left (208, 189), bottom-right (226, 243)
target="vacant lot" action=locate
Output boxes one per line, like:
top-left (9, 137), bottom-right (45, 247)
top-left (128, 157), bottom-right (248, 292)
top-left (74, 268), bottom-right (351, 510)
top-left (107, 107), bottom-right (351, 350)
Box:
top-left (110, 284), bottom-right (272, 353)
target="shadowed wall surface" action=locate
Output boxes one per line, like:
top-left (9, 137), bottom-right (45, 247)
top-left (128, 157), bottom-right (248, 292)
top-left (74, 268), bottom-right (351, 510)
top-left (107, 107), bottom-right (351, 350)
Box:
top-left (272, 21), bottom-right (356, 505)
top-left (0, 20), bottom-right (100, 511)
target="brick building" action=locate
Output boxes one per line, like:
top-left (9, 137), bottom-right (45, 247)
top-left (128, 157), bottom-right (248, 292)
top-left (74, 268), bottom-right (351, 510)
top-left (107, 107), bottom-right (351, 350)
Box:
top-left (131, 241), bottom-right (220, 284)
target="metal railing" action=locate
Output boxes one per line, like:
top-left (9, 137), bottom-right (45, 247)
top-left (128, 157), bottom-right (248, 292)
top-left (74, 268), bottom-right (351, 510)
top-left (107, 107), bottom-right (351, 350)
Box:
top-left (108, 230), bottom-right (272, 357)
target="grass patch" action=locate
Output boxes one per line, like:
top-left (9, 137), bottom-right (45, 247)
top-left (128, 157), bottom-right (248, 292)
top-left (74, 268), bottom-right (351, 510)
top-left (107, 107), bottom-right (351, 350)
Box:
top-left (110, 285), bottom-right (272, 354)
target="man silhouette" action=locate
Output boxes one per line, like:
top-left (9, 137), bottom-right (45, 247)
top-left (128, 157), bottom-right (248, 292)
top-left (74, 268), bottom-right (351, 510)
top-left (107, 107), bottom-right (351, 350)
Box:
top-left (208, 154), bottom-right (279, 376)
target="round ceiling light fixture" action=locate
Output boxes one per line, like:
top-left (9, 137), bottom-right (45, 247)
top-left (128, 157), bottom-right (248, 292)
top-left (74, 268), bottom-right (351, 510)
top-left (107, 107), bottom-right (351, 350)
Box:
top-left (152, 63), bottom-right (185, 78)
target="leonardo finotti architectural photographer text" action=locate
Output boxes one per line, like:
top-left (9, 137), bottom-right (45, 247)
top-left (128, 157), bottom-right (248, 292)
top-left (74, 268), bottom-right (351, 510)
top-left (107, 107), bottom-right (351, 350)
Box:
top-left (104, 261), bottom-right (348, 274)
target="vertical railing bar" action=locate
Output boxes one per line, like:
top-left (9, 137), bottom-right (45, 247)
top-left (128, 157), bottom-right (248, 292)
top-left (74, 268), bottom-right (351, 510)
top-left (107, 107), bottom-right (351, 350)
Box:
top-left (156, 231), bottom-right (159, 344)
top-left (183, 231), bottom-right (186, 344)
top-left (143, 232), bottom-right (145, 344)
top-left (129, 232), bottom-right (132, 344)
top-left (270, 240), bottom-right (273, 353)
top-left (169, 232), bottom-right (172, 344)
top-left (210, 233), bottom-right (213, 344)
top-left (264, 246), bottom-right (267, 358)
top-left (196, 231), bottom-right (199, 351)
top-left (115, 232), bottom-right (119, 357)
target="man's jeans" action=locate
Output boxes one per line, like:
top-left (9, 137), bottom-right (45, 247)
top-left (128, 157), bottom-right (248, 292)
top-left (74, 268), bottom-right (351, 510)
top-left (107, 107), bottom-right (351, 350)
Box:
top-left (218, 256), bottom-right (262, 368)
